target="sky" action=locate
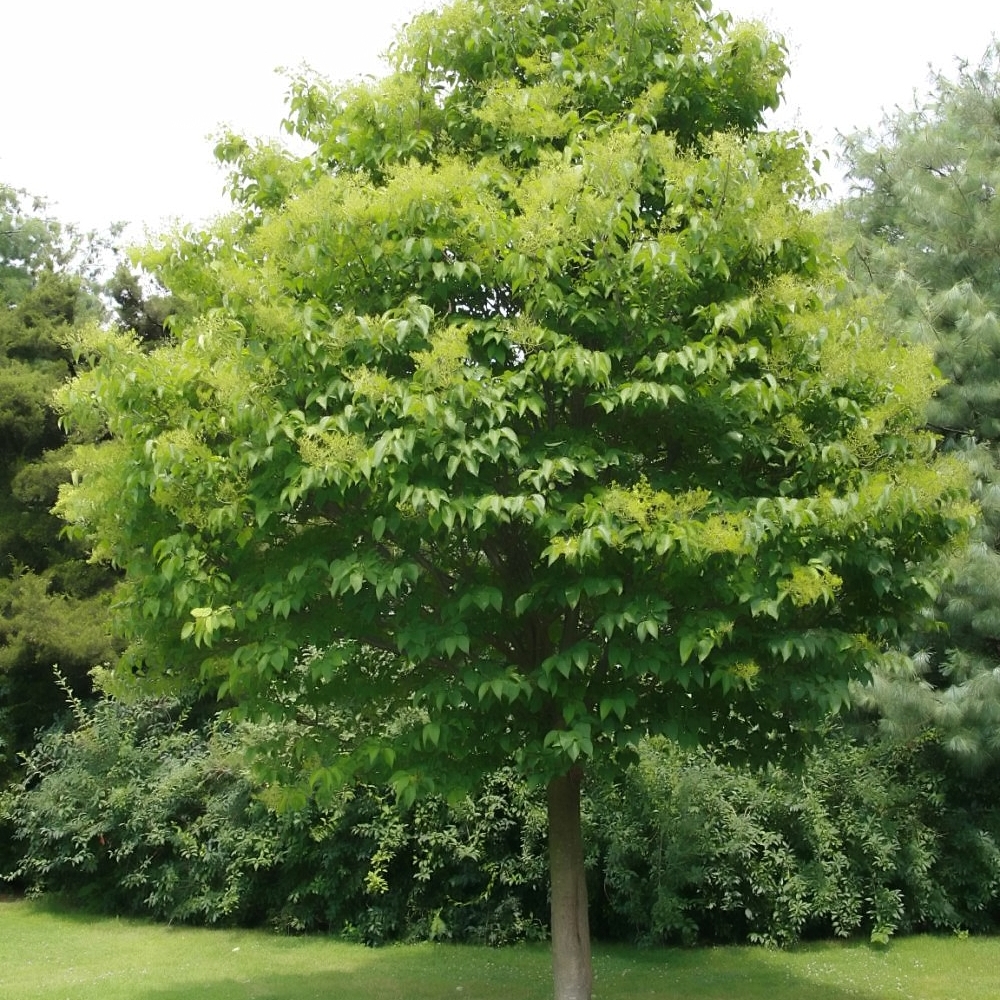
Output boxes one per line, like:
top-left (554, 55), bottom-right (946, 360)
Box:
top-left (1, 1), bottom-right (996, 239)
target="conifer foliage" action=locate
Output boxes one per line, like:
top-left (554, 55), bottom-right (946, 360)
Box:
top-left (0, 185), bottom-right (117, 785)
top-left (841, 43), bottom-right (1000, 763)
top-left (56, 3), bottom-right (968, 996)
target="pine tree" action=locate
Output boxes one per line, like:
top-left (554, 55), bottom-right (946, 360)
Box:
top-left (839, 43), bottom-right (1000, 761)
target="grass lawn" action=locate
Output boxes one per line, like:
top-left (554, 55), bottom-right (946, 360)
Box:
top-left (1, 897), bottom-right (997, 999)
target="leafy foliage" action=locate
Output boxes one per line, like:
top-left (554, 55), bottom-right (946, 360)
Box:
top-left (2, 692), bottom-right (548, 941)
top-left (596, 732), bottom-right (1000, 946)
top-left (7, 694), bottom-right (999, 948)
top-left (105, 262), bottom-right (176, 344)
top-left (0, 186), bottom-right (75, 307)
top-left (58, 0), bottom-right (966, 795)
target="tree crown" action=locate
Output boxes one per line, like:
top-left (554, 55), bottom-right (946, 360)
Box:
top-left (57, 0), bottom-right (970, 802)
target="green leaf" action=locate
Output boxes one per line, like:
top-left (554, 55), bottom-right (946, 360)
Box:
top-left (514, 592), bottom-right (533, 617)
top-left (679, 633), bottom-right (697, 665)
top-left (637, 619), bottom-right (659, 642)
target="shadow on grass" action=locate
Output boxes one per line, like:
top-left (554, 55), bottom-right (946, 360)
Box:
top-left (591, 943), bottom-right (889, 1000)
top-left (125, 972), bottom-right (413, 1000)
top-left (7, 891), bottom-right (123, 923)
top-left (4, 899), bottom-right (919, 1000)
top-left (111, 955), bottom-right (551, 1000)
top-left (126, 942), bottom-right (885, 1000)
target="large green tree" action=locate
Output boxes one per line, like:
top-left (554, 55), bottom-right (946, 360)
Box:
top-left (56, 3), bottom-right (968, 996)
top-left (838, 42), bottom-right (1000, 763)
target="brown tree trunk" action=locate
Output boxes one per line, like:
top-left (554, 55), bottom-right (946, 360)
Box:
top-left (547, 766), bottom-right (592, 1000)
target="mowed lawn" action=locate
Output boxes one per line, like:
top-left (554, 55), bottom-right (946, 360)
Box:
top-left (2, 897), bottom-right (997, 1000)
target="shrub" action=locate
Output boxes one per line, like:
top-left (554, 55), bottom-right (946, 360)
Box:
top-left (6, 694), bottom-right (1000, 947)
top-left (3, 695), bottom-right (273, 921)
top-left (595, 732), bottom-right (1000, 945)
top-left (2, 693), bottom-right (548, 940)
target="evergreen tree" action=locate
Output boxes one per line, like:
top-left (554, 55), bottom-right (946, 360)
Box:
top-left (839, 43), bottom-right (1000, 761)
top-left (0, 185), bottom-right (118, 784)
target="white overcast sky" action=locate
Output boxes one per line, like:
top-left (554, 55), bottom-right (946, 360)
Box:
top-left (1, 1), bottom-right (996, 238)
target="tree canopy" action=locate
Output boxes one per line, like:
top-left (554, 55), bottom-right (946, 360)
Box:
top-left (56, 2), bottom-right (971, 996)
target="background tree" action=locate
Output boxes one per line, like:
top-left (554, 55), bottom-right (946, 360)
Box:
top-left (0, 185), bottom-right (120, 786)
top-left (56, 3), bottom-right (969, 997)
top-left (838, 42), bottom-right (1000, 763)
top-left (105, 262), bottom-right (175, 344)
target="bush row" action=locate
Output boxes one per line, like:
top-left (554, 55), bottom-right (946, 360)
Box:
top-left (0, 696), bottom-right (548, 944)
top-left (3, 695), bottom-right (1000, 945)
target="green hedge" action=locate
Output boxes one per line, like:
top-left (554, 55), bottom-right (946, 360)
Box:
top-left (2, 696), bottom-right (548, 943)
top-left (4, 696), bottom-right (1000, 945)
top-left (594, 735), bottom-right (1000, 944)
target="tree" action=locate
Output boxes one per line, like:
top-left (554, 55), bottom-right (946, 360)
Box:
top-left (56, 2), bottom-right (969, 997)
top-left (0, 185), bottom-right (120, 785)
top-left (839, 42), bottom-right (1000, 763)
top-left (105, 262), bottom-right (175, 344)
top-left (0, 186), bottom-right (72, 306)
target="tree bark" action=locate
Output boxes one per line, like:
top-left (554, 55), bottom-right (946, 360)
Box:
top-left (547, 766), bottom-right (592, 1000)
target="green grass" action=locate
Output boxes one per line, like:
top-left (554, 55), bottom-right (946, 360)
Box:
top-left (1, 898), bottom-right (997, 999)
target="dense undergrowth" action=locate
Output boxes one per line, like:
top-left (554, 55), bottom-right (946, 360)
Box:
top-left (3, 693), bottom-right (999, 946)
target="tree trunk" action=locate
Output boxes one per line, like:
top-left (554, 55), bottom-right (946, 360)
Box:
top-left (547, 766), bottom-right (592, 1000)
